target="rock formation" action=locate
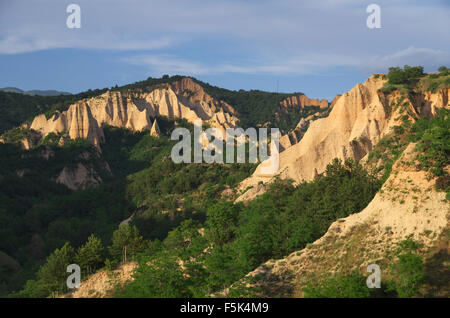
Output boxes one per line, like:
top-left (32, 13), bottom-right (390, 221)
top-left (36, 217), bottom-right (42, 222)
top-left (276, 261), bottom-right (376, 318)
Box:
top-left (329, 94), bottom-right (342, 108)
top-left (31, 101), bottom-right (105, 148)
top-left (28, 78), bottom-right (239, 148)
top-left (279, 94), bottom-right (328, 110)
top-left (237, 75), bottom-right (450, 202)
top-left (150, 119), bottom-right (160, 137)
top-left (56, 162), bottom-right (102, 190)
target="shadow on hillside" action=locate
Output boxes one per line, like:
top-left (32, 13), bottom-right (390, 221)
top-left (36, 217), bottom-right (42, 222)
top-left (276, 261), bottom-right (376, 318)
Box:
top-left (423, 249), bottom-right (450, 297)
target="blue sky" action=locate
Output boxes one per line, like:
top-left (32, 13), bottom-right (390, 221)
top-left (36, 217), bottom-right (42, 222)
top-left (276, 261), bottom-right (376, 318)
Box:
top-left (0, 0), bottom-right (449, 100)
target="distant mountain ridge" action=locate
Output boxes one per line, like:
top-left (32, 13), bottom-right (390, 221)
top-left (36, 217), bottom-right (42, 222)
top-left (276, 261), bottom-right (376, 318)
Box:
top-left (0, 87), bottom-right (72, 96)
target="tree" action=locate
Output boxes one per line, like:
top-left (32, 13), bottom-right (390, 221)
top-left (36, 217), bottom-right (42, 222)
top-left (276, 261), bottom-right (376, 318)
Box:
top-left (386, 239), bottom-right (425, 297)
top-left (75, 234), bottom-right (104, 275)
top-left (37, 242), bottom-right (75, 296)
top-left (387, 65), bottom-right (424, 85)
top-left (205, 201), bottom-right (240, 245)
top-left (116, 251), bottom-right (192, 297)
top-left (387, 253), bottom-right (424, 297)
top-left (403, 65), bottom-right (424, 79)
top-left (164, 219), bottom-right (206, 260)
top-left (438, 66), bottom-right (448, 73)
top-left (109, 224), bottom-right (145, 263)
top-left (388, 67), bottom-right (407, 84)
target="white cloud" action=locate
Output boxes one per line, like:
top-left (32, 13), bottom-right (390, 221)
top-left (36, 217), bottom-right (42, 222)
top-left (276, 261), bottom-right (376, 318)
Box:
top-left (0, 33), bottom-right (173, 54)
top-left (123, 52), bottom-right (363, 76)
top-left (364, 47), bottom-right (450, 73)
top-left (123, 55), bottom-right (210, 75)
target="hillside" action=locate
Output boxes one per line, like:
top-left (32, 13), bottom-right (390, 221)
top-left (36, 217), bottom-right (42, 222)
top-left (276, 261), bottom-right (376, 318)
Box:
top-left (1, 67), bottom-right (448, 299)
top-left (229, 143), bottom-right (449, 297)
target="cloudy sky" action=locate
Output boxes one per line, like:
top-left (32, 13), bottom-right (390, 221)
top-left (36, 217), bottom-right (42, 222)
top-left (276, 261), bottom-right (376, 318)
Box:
top-left (0, 0), bottom-right (449, 99)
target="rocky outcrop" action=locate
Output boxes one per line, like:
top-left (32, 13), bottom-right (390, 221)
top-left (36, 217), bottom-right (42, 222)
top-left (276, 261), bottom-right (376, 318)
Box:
top-left (279, 94), bottom-right (328, 110)
top-left (56, 162), bottom-right (102, 190)
top-left (29, 78), bottom-right (239, 147)
top-left (275, 94), bottom-right (329, 128)
top-left (329, 94), bottom-right (341, 108)
top-left (150, 119), bottom-right (160, 137)
top-left (31, 101), bottom-right (105, 147)
top-left (237, 75), bottom-right (450, 202)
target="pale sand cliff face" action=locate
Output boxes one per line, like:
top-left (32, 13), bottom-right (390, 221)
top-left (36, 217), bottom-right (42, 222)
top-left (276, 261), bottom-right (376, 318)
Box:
top-left (28, 78), bottom-right (239, 148)
top-left (55, 162), bottom-right (102, 191)
top-left (278, 94), bottom-right (328, 112)
top-left (237, 75), bottom-right (450, 202)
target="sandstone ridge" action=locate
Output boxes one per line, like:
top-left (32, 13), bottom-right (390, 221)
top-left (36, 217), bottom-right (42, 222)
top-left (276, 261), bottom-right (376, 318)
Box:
top-left (28, 78), bottom-right (239, 148)
top-left (237, 75), bottom-right (450, 201)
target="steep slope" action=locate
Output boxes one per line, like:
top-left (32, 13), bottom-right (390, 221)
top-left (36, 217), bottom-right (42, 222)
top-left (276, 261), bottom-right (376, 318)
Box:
top-left (237, 75), bottom-right (450, 201)
top-left (229, 143), bottom-right (449, 297)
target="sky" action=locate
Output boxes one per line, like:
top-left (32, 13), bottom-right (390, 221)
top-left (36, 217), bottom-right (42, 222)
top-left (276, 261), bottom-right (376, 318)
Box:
top-left (0, 0), bottom-right (449, 100)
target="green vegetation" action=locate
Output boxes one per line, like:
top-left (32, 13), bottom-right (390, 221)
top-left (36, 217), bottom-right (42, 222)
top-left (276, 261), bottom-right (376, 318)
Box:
top-left (303, 272), bottom-right (371, 298)
top-left (108, 158), bottom-right (381, 297)
top-left (109, 225), bottom-right (145, 263)
top-left (0, 117), bottom-right (256, 297)
top-left (75, 235), bottom-right (105, 276)
top-left (303, 238), bottom-right (427, 298)
top-left (386, 239), bottom-right (425, 298)
top-left (8, 155), bottom-right (381, 298)
top-left (381, 65), bottom-right (450, 95)
top-left (381, 65), bottom-right (424, 94)
top-left (0, 127), bottom-right (32, 144)
top-left (409, 108), bottom-right (450, 197)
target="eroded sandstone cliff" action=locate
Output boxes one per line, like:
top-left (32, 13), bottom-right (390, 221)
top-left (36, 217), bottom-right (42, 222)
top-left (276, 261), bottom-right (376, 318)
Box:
top-left (28, 78), bottom-right (239, 148)
top-left (237, 75), bottom-right (450, 202)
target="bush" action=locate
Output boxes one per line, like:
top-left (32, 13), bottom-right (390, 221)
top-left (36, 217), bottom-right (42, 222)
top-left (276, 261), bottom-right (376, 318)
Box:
top-left (427, 82), bottom-right (439, 93)
top-left (387, 253), bottom-right (424, 297)
top-left (414, 108), bottom-right (449, 177)
top-left (386, 65), bottom-right (424, 87)
top-left (303, 272), bottom-right (371, 298)
top-left (115, 251), bottom-right (192, 297)
top-left (438, 66), bottom-right (448, 74)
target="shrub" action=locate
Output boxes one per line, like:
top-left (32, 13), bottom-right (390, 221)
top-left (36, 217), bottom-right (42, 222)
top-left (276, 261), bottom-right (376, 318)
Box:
top-left (387, 253), bottom-right (424, 297)
top-left (427, 82), bottom-right (439, 93)
top-left (303, 272), bottom-right (371, 298)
